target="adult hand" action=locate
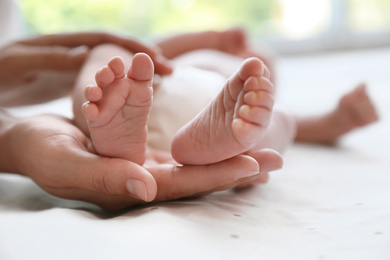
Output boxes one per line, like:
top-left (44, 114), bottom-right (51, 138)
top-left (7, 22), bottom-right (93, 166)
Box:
top-left (15, 32), bottom-right (173, 75)
top-left (0, 32), bottom-right (173, 106)
top-left (218, 28), bottom-right (276, 84)
top-left (2, 114), bottom-right (282, 211)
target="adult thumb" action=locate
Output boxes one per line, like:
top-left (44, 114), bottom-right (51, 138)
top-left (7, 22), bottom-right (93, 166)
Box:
top-left (65, 150), bottom-right (158, 203)
top-left (88, 157), bottom-right (158, 202)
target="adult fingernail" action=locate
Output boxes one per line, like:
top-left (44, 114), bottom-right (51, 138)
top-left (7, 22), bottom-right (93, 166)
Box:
top-left (156, 55), bottom-right (172, 66)
top-left (235, 170), bottom-right (261, 181)
top-left (125, 179), bottom-right (147, 201)
top-left (69, 45), bottom-right (89, 58)
top-left (68, 46), bottom-right (89, 67)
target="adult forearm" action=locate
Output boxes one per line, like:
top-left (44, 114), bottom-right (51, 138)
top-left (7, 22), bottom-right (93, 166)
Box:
top-left (155, 31), bottom-right (220, 59)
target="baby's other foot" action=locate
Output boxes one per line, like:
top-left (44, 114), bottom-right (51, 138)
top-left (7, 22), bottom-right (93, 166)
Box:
top-left (171, 58), bottom-right (274, 165)
top-left (82, 53), bottom-right (154, 165)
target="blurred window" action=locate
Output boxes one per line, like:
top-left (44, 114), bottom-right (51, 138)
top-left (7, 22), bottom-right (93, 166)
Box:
top-left (347, 0), bottom-right (390, 32)
top-left (17, 0), bottom-right (390, 54)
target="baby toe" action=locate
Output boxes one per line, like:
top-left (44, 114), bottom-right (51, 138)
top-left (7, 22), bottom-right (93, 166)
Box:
top-left (239, 58), bottom-right (265, 81)
top-left (108, 56), bottom-right (126, 79)
top-left (82, 102), bottom-right (99, 122)
top-left (244, 76), bottom-right (274, 94)
top-left (95, 66), bottom-right (115, 87)
top-left (127, 53), bottom-right (154, 81)
top-left (244, 90), bottom-right (274, 110)
top-left (84, 84), bottom-right (103, 102)
top-left (232, 118), bottom-right (261, 143)
top-left (238, 105), bottom-right (271, 126)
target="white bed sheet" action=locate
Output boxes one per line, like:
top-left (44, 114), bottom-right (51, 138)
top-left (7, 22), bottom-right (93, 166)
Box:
top-left (1, 48), bottom-right (389, 260)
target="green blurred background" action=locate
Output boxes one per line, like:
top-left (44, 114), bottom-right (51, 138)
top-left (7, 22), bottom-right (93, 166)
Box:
top-left (18, 0), bottom-right (390, 38)
top-left (16, 0), bottom-right (390, 55)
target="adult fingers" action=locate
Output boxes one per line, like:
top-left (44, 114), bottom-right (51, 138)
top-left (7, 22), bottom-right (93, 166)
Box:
top-left (148, 155), bottom-right (261, 202)
top-left (27, 45), bottom-right (89, 70)
top-left (235, 173), bottom-right (269, 189)
top-left (49, 142), bottom-right (158, 203)
top-left (49, 154), bottom-right (258, 211)
top-left (149, 52), bottom-right (174, 75)
top-left (17, 33), bottom-right (173, 75)
top-left (5, 45), bottom-right (89, 73)
top-left (235, 149), bottom-right (283, 188)
top-left (247, 149), bottom-right (283, 173)
top-left (91, 33), bottom-right (173, 75)
top-left (78, 156), bottom-right (158, 202)
top-left (53, 154), bottom-right (258, 211)
top-left (17, 32), bottom-right (149, 51)
top-left (115, 37), bottom-right (173, 75)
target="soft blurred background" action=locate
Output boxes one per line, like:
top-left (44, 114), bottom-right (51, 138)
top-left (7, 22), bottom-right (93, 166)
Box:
top-left (13, 0), bottom-right (390, 134)
top-left (12, 0), bottom-right (390, 130)
top-left (3, 3), bottom-right (389, 257)
top-left (17, 0), bottom-right (390, 55)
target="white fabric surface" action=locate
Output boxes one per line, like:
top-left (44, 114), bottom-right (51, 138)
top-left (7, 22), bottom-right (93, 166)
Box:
top-left (1, 48), bottom-right (389, 260)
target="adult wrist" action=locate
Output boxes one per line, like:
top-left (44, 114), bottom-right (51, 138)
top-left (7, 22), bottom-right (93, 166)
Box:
top-left (0, 110), bottom-right (20, 173)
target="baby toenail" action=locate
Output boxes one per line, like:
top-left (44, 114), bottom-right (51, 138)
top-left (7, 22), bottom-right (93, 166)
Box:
top-left (260, 62), bottom-right (266, 76)
top-left (240, 105), bottom-right (252, 117)
top-left (252, 91), bottom-right (260, 100)
top-left (245, 91), bottom-right (259, 102)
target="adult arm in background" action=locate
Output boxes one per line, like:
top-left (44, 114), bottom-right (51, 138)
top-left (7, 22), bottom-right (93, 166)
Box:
top-left (0, 111), bottom-right (281, 211)
top-left (155, 29), bottom-right (248, 60)
top-left (0, 32), bottom-right (173, 106)
top-left (155, 29), bottom-right (276, 83)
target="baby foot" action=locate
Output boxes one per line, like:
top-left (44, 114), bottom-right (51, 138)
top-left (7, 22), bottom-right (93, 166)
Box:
top-left (171, 58), bottom-right (274, 165)
top-left (82, 53), bottom-right (154, 165)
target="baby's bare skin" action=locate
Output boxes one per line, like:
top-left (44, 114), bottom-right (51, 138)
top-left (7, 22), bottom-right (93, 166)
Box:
top-left (171, 57), bottom-right (275, 165)
top-left (82, 53), bottom-right (153, 165)
top-left (295, 84), bottom-right (379, 144)
top-left (337, 84), bottom-right (378, 128)
top-left (83, 53), bottom-right (276, 167)
top-left (80, 30), bottom-right (378, 182)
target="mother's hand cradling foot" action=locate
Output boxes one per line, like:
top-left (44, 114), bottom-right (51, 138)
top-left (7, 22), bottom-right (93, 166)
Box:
top-left (3, 114), bottom-right (282, 211)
